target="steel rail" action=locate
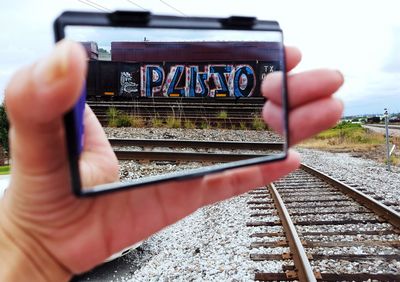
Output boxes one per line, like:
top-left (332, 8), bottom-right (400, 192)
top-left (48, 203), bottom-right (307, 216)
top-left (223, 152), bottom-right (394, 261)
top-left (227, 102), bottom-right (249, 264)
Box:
top-left (114, 150), bottom-right (269, 162)
top-left (87, 97), bottom-right (265, 105)
top-left (109, 139), bottom-right (284, 151)
top-left (267, 183), bottom-right (317, 282)
top-left (301, 164), bottom-right (400, 228)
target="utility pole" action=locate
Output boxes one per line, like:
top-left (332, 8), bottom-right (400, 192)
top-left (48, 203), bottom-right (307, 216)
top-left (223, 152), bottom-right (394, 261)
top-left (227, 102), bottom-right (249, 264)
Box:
top-left (384, 108), bottom-right (391, 172)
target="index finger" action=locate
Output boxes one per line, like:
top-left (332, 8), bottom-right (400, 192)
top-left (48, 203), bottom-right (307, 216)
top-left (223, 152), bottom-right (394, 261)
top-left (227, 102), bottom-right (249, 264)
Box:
top-left (285, 46), bottom-right (302, 72)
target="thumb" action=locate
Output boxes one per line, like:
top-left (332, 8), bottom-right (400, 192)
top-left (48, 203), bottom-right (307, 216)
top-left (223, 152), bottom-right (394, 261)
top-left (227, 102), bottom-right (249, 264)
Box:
top-left (5, 40), bottom-right (86, 176)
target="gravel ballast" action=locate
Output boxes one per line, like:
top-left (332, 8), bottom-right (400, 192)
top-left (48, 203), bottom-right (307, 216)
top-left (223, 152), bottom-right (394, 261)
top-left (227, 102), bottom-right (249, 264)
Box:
top-left (298, 148), bottom-right (400, 209)
top-left (100, 128), bottom-right (400, 280)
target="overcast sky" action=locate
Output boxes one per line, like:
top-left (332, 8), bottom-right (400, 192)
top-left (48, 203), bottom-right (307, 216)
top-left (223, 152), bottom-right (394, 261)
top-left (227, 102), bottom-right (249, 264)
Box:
top-left (0, 0), bottom-right (399, 116)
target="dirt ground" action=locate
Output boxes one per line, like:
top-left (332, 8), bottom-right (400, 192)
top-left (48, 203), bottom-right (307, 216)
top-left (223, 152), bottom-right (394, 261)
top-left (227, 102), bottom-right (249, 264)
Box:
top-left (298, 142), bottom-right (400, 167)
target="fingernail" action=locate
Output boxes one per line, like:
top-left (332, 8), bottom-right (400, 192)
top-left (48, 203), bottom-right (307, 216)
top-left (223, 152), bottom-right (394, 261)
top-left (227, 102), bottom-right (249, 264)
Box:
top-left (33, 41), bottom-right (71, 87)
top-left (335, 70), bottom-right (344, 82)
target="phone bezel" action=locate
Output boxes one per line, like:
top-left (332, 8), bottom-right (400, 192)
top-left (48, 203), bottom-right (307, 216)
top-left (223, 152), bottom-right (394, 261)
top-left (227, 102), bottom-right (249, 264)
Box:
top-left (53, 11), bottom-right (290, 197)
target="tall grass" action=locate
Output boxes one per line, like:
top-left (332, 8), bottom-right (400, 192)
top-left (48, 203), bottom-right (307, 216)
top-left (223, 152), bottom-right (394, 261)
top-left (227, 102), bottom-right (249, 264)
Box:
top-left (166, 116), bottom-right (182, 128)
top-left (252, 116), bottom-right (266, 130)
top-left (0, 165), bottom-right (10, 175)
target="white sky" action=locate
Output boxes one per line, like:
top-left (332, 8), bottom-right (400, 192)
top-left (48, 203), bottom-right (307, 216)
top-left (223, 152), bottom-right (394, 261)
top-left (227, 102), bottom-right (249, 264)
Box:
top-left (0, 0), bottom-right (399, 115)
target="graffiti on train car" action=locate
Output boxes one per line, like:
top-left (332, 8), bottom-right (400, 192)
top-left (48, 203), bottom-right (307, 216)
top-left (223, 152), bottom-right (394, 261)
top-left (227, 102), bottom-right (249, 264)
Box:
top-left (91, 60), bottom-right (280, 98)
top-left (140, 63), bottom-right (259, 98)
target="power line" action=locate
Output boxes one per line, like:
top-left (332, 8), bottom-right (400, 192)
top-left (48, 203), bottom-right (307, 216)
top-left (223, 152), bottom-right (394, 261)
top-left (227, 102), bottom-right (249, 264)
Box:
top-left (159, 0), bottom-right (186, 16)
top-left (77, 0), bottom-right (112, 12)
top-left (126, 0), bottom-right (147, 11)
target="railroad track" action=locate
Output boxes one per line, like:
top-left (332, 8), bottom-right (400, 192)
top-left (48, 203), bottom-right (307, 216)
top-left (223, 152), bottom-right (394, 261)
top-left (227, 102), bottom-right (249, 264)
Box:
top-left (110, 138), bottom-right (284, 162)
top-left (97, 115), bottom-right (263, 127)
top-left (89, 99), bottom-right (265, 127)
top-left (247, 164), bottom-right (400, 281)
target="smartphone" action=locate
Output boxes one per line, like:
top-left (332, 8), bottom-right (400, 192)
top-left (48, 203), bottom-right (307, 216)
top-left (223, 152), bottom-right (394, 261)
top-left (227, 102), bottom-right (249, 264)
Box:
top-left (54, 11), bottom-right (289, 196)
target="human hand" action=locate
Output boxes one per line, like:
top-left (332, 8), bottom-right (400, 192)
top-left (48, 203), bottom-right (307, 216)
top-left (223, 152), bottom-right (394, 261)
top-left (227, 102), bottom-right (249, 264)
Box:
top-left (0, 41), bottom-right (343, 281)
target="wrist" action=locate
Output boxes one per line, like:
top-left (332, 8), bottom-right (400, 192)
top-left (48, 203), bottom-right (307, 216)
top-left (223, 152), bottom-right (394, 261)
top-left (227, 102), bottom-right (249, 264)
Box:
top-left (0, 207), bottom-right (71, 282)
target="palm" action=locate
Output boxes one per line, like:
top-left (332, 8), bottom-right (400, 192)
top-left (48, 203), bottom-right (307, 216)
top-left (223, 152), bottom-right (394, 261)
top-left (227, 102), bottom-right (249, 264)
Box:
top-left (2, 42), bottom-right (344, 275)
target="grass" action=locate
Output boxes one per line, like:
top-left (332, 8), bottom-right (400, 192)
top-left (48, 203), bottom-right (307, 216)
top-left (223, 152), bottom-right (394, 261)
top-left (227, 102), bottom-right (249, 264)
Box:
top-left (216, 111), bottom-right (228, 120)
top-left (131, 116), bottom-right (145, 128)
top-left (184, 119), bottom-right (196, 129)
top-left (0, 165), bottom-right (10, 175)
top-left (252, 117), bottom-right (266, 130)
top-left (300, 121), bottom-right (400, 166)
top-left (106, 107), bottom-right (119, 127)
top-left (200, 120), bottom-right (211, 129)
top-left (166, 116), bottom-right (182, 128)
top-left (239, 121), bottom-right (248, 130)
top-left (150, 117), bottom-right (164, 128)
top-left (300, 122), bottom-right (384, 150)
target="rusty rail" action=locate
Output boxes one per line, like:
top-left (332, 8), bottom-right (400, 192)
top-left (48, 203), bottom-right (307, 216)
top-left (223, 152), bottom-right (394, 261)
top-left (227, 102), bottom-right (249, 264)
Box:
top-left (110, 139), bottom-right (283, 151)
top-left (267, 183), bottom-right (317, 282)
top-left (301, 163), bottom-right (400, 229)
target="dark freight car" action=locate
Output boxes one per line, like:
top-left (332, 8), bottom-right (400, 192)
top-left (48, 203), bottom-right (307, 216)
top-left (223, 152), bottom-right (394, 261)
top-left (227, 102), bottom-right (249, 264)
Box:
top-left (86, 41), bottom-right (281, 99)
top-left (81, 42), bottom-right (99, 60)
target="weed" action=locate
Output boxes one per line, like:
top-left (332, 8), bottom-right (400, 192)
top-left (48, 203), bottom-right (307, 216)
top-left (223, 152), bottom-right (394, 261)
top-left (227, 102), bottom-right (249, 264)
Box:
top-left (217, 111), bottom-right (228, 119)
top-left (131, 116), bottom-right (145, 128)
top-left (200, 120), bottom-right (211, 129)
top-left (151, 117), bottom-right (164, 128)
top-left (184, 119), bottom-right (196, 129)
top-left (106, 107), bottom-right (119, 127)
top-left (115, 114), bottom-right (132, 127)
top-left (239, 121), bottom-right (248, 130)
top-left (252, 117), bottom-right (266, 130)
top-left (215, 122), bottom-right (223, 129)
top-left (166, 116), bottom-right (182, 128)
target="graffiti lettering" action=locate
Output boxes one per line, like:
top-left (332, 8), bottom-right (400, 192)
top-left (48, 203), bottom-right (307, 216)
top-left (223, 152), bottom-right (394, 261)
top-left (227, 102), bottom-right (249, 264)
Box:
top-left (164, 65), bottom-right (185, 96)
top-left (210, 65), bottom-right (232, 97)
top-left (187, 66), bottom-right (209, 97)
top-left (234, 65), bottom-right (255, 97)
top-left (142, 63), bottom-right (264, 97)
top-left (120, 72), bottom-right (138, 96)
top-left (143, 65), bottom-right (165, 97)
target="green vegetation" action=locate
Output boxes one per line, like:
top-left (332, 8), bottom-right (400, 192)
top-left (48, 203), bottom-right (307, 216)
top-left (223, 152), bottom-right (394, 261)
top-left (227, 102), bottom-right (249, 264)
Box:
top-left (299, 121), bottom-right (400, 167)
top-left (130, 116), bottom-right (145, 128)
top-left (239, 121), bottom-right (248, 130)
top-left (107, 107), bottom-right (144, 127)
top-left (184, 119), bottom-right (196, 129)
top-left (166, 116), bottom-right (182, 128)
top-left (0, 165), bottom-right (10, 175)
top-left (389, 155), bottom-right (400, 166)
top-left (150, 117), bottom-right (164, 128)
top-left (106, 107), bottom-right (119, 127)
top-left (200, 120), bottom-right (211, 129)
top-left (252, 116), bottom-right (266, 130)
top-left (216, 111), bottom-right (228, 120)
top-left (315, 122), bottom-right (383, 145)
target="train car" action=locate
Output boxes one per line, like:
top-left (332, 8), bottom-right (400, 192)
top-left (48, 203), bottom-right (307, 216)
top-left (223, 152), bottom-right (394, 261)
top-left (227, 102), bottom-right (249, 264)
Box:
top-left (84, 41), bottom-right (281, 100)
top-left (366, 116), bottom-right (382, 123)
top-left (81, 42), bottom-right (99, 60)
